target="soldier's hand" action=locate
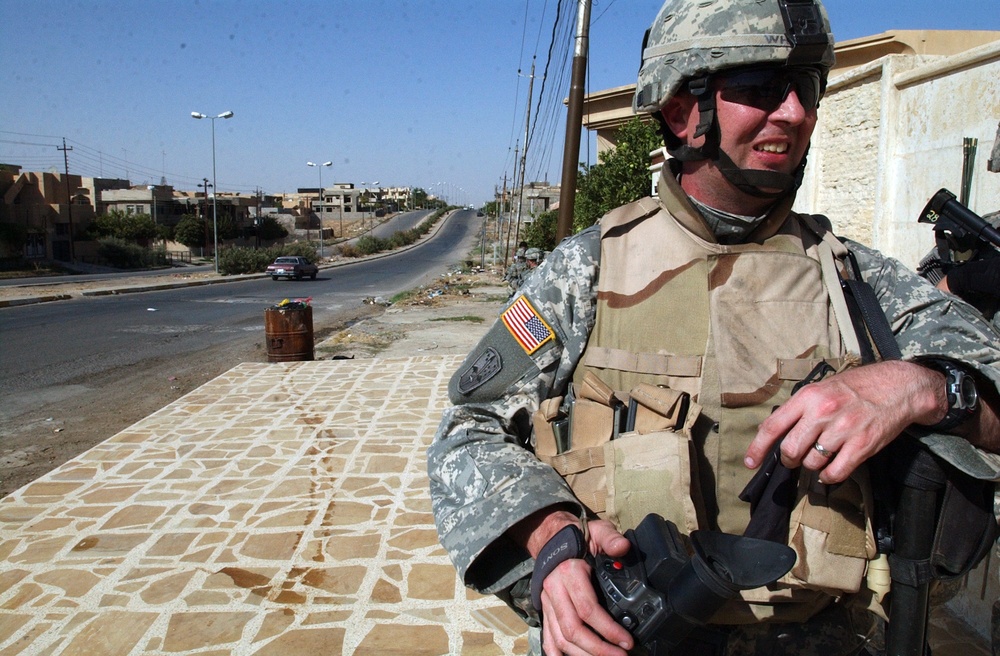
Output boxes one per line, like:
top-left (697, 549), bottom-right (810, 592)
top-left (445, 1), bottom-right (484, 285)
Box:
top-left (745, 361), bottom-right (946, 484)
top-left (537, 519), bottom-right (634, 656)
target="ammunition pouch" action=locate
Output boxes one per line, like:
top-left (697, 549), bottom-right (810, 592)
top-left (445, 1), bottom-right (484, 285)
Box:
top-left (533, 372), bottom-right (704, 531)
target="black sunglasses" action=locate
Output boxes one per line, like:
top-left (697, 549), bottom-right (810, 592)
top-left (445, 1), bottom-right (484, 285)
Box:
top-left (716, 67), bottom-right (825, 113)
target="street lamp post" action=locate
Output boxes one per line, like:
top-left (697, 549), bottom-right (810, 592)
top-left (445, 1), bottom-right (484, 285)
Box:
top-left (148, 184), bottom-right (159, 251)
top-left (308, 161), bottom-right (332, 256)
top-left (362, 181), bottom-right (380, 234)
top-left (191, 110), bottom-right (234, 273)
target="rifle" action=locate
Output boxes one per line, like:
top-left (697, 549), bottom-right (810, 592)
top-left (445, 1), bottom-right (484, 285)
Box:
top-left (918, 188), bottom-right (1000, 267)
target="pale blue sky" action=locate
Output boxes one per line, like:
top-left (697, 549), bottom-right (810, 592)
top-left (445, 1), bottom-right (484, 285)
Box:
top-left (2, 0), bottom-right (998, 205)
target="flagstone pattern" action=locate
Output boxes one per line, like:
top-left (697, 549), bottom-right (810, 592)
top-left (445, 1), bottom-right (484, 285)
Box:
top-left (0, 357), bottom-right (531, 655)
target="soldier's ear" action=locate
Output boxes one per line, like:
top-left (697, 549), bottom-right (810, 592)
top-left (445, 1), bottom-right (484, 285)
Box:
top-left (662, 94), bottom-right (697, 142)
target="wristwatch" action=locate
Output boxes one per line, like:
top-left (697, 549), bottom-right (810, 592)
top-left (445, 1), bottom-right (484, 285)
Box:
top-left (920, 358), bottom-right (979, 432)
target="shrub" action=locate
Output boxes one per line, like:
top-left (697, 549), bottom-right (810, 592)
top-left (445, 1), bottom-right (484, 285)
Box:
top-left (98, 237), bottom-right (163, 269)
top-left (217, 242), bottom-right (320, 276)
top-left (355, 235), bottom-right (388, 255)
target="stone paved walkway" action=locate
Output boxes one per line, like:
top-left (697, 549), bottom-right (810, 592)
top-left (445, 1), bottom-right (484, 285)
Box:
top-left (0, 346), bottom-right (993, 654)
top-left (0, 356), bottom-right (529, 655)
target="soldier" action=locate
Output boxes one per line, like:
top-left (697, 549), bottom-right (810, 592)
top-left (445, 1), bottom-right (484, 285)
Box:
top-left (429, 1), bottom-right (1000, 654)
top-left (524, 247), bottom-right (542, 270)
top-left (507, 247), bottom-right (543, 294)
top-left (918, 210), bottom-right (1000, 330)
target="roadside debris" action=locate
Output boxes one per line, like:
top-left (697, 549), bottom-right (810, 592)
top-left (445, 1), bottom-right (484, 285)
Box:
top-left (275, 297), bottom-right (312, 309)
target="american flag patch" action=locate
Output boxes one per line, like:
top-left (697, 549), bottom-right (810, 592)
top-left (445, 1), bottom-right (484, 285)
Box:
top-left (502, 296), bottom-right (554, 354)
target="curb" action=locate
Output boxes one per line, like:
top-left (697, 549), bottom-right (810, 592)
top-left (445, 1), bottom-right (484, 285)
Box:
top-left (0, 294), bottom-right (73, 308)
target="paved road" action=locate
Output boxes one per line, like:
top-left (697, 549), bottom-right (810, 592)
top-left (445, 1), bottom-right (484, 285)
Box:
top-left (0, 209), bottom-right (484, 420)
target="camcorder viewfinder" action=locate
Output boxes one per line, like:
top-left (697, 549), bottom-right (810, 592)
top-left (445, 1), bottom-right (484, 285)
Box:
top-left (593, 513), bottom-right (795, 653)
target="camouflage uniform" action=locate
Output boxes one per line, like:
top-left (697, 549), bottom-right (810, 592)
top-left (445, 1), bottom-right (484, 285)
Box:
top-left (427, 170), bottom-right (1000, 655)
top-left (504, 259), bottom-right (528, 292)
top-left (431, 0), bottom-right (1000, 652)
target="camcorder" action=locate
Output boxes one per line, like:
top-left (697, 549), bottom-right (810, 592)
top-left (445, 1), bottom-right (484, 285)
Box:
top-left (592, 513), bottom-right (795, 654)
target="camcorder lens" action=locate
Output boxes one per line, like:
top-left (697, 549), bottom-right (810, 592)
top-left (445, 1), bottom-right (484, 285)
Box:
top-left (718, 67), bottom-right (823, 112)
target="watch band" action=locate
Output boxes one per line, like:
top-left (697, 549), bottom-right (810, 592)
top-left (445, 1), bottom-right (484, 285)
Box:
top-left (919, 358), bottom-right (979, 432)
top-left (530, 524), bottom-right (586, 611)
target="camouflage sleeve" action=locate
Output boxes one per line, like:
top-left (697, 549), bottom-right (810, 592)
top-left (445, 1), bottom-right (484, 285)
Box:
top-left (427, 226), bottom-right (602, 594)
top-left (849, 240), bottom-right (1000, 479)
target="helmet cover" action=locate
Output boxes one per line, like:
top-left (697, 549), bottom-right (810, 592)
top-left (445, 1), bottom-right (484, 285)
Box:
top-left (634, 0), bottom-right (836, 114)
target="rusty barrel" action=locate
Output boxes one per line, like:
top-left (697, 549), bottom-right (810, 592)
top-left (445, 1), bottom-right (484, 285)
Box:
top-left (264, 305), bottom-right (314, 362)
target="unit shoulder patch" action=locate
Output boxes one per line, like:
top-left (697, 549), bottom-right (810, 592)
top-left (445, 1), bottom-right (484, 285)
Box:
top-left (456, 347), bottom-right (503, 395)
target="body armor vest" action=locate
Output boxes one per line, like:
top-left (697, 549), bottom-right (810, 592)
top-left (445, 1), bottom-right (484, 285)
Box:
top-left (534, 178), bottom-right (881, 622)
top-left (577, 186), bottom-right (848, 535)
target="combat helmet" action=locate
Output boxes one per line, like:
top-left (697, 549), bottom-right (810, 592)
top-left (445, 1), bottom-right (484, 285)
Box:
top-left (524, 247), bottom-right (541, 262)
top-left (635, 0), bottom-right (836, 197)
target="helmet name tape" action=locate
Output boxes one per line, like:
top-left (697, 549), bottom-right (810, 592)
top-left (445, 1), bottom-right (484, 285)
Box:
top-left (642, 34), bottom-right (791, 62)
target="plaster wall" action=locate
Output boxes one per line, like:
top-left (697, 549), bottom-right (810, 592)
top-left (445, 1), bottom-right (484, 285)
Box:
top-left (797, 43), bottom-right (1000, 269)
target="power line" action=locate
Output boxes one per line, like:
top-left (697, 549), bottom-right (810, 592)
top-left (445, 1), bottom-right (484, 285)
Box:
top-left (0, 130), bottom-right (261, 194)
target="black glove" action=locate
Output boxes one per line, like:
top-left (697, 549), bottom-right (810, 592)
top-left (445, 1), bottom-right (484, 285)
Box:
top-left (946, 257), bottom-right (1000, 300)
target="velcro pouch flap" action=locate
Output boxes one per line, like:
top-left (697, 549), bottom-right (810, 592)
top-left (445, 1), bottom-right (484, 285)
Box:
top-left (782, 470), bottom-right (874, 595)
top-left (605, 430), bottom-right (700, 533)
top-left (630, 383), bottom-right (690, 434)
top-left (532, 396), bottom-right (564, 459)
top-left (578, 371), bottom-right (618, 406)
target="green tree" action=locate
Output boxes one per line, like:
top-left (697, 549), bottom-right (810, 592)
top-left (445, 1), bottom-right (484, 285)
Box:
top-left (216, 213), bottom-right (241, 240)
top-left (155, 223), bottom-right (174, 243)
top-left (522, 209), bottom-right (558, 252)
top-left (87, 209), bottom-right (157, 242)
top-left (411, 187), bottom-right (429, 208)
top-left (174, 214), bottom-right (206, 249)
top-left (483, 199), bottom-right (512, 218)
top-left (573, 117), bottom-right (661, 233)
top-left (257, 216), bottom-right (288, 241)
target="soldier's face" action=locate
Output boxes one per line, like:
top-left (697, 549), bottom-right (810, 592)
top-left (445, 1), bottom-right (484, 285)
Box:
top-left (712, 72), bottom-right (818, 180)
top-left (664, 70), bottom-right (818, 210)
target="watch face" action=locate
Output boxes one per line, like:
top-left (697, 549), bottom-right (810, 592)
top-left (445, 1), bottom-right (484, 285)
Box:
top-left (959, 374), bottom-right (979, 410)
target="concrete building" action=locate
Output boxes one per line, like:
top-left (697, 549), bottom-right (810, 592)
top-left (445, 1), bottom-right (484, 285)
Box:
top-left (579, 30), bottom-right (1000, 270)
top-left (0, 166), bottom-right (101, 263)
top-left (0, 164), bottom-right (266, 264)
top-left (496, 181), bottom-right (561, 226)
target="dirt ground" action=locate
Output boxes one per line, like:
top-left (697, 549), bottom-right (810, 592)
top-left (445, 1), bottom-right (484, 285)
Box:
top-left (0, 269), bottom-right (507, 498)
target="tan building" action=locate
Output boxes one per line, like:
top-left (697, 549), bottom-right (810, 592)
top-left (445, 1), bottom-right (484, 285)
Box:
top-left (0, 164), bottom-right (264, 263)
top-left (0, 167), bottom-right (102, 262)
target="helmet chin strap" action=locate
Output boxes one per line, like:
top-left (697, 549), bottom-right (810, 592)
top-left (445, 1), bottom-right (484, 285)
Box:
top-left (666, 77), bottom-right (803, 199)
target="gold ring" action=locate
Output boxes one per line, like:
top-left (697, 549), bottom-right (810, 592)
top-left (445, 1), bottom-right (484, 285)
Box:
top-left (813, 442), bottom-right (834, 458)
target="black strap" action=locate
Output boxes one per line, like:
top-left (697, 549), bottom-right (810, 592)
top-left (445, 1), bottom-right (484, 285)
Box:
top-left (530, 524), bottom-right (586, 611)
top-left (838, 248), bottom-right (901, 363)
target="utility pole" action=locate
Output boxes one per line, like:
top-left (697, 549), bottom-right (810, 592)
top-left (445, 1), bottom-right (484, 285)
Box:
top-left (513, 60), bottom-right (536, 262)
top-left (505, 146), bottom-right (520, 267)
top-left (557, 0), bottom-right (591, 241)
top-left (255, 187), bottom-right (263, 248)
top-left (199, 178), bottom-right (213, 257)
top-left (57, 138), bottom-right (75, 261)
